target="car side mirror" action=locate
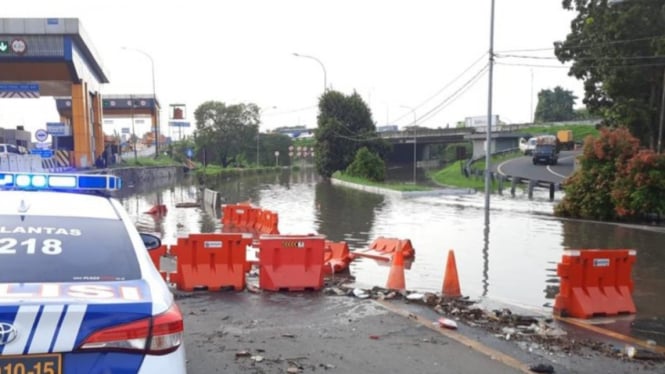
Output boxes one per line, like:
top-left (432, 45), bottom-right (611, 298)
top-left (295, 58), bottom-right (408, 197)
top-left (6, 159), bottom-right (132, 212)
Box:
top-left (140, 232), bottom-right (162, 250)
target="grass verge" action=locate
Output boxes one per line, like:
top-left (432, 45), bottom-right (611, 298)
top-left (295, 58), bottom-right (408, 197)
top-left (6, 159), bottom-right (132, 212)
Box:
top-left (333, 172), bottom-right (432, 192)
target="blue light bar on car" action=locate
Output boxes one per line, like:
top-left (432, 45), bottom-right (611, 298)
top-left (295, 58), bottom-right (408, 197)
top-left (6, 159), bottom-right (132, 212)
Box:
top-left (0, 172), bottom-right (122, 191)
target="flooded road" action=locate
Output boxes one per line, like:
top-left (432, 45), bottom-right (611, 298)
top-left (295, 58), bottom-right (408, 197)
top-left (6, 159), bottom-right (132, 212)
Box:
top-left (117, 168), bottom-right (665, 344)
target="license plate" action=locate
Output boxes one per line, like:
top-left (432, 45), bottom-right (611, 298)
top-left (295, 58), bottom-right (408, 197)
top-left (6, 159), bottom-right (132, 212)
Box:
top-left (0, 354), bottom-right (61, 374)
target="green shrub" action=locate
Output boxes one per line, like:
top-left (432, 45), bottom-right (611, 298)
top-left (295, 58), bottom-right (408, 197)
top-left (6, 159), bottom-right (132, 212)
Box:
top-left (345, 147), bottom-right (385, 182)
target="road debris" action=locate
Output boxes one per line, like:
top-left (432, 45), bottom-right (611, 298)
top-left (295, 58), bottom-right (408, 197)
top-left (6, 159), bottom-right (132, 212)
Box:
top-left (321, 282), bottom-right (665, 363)
top-left (529, 363), bottom-right (554, 373)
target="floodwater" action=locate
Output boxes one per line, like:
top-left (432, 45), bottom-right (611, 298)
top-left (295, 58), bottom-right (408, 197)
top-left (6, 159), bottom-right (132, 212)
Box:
top-left (116, 167), bottom-right (665, 344)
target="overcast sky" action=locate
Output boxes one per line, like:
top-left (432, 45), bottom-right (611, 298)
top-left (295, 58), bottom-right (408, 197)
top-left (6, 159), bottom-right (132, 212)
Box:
top-left (1, 0), bottom-right (583, 139)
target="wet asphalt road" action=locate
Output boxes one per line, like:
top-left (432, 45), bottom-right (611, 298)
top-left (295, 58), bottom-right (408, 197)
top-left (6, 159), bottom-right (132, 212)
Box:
top-left (176, 290), bottom-right (665, 374)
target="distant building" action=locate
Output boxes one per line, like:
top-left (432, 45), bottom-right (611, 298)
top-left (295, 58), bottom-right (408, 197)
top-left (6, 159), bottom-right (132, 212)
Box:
top-left (464, 115), bottom-right (500, 128)
top-left (273, 126), bottom-right (315, 138)
top-left (377, 125), bottom-right (398, 132)
top-left (0, 126), bottom-right (32, 148)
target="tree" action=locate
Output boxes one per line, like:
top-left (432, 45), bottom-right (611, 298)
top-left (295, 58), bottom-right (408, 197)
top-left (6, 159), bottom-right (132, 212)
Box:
top-left (314, 90), bottom-right (390, 178)
top-left (555, 126), bottom-right (665, 221)
top-left (534, 86), bottom-right (577, 122)
top-left (345, 147), bottom-right (385, 182)
top-left (259, 132), bottom-right (292, 166)
top-left (554, 0), bottom-right (665, 149)
top-left (192, 101), bottom-right (259, 167)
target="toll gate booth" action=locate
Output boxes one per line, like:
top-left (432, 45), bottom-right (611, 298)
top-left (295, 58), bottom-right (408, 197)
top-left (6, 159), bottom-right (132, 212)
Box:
top-left (0, 18), bottom-right (109, 168)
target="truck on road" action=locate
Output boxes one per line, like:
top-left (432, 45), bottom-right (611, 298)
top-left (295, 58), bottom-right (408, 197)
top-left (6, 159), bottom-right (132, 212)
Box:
top-left (557, 130), bottom-right (574, 150)
top-left (532, 135), bottom-right (560, 165)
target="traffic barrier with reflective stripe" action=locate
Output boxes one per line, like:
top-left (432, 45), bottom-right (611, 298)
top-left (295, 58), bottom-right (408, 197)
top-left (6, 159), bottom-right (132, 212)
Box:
top-left (169, 233), bottom-right (253, 291)
top-left (258, 234), bottom-right (325, 291)
top-left (54, 150), bottom-right (71, 169)
top-left (554, 249), bottom-right (636, 319)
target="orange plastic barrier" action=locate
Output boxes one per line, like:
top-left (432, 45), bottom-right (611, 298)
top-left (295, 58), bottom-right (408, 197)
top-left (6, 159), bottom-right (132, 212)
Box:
top-left (145, 204), bottom-right (167, 216)
top-left (148, 245), bottom-right (168, 281)
top-left (258, 234), bottom-right (325, 291)
top-left (169, 233), bottom-right (253, 291)
top-left (221, 204), bottom-right (279, 235)
top-left (258, 210), bottom-right (279, 234)
top-left (554, 249), bottom-right (636, 319)
top-left (221, 204), bottom-right (235, 225)
top-left (350, 237), bottom-right (415, 262)
top-left (232, 205), bottom-right (253, 228)
top-left (323, 240), bottom-right (352, 274)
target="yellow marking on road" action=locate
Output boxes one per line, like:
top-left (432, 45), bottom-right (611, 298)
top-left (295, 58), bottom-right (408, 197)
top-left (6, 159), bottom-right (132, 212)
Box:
top-left (376, 299), bottom-right (532, 373)
top-left (554, 315), bottom-right (665, 354)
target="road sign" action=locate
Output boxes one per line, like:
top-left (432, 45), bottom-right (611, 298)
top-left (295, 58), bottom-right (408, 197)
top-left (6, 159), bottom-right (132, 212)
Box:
top-left (46, 122), bottom-right (67, 136)
top-left (186, 148), bottom-right (193, 158)
top-left (30, 148), bottom-right (53, 158)
top-left (0, 41), bottom-right (8, 54)
top-left (10, 39), bottom-right (27, 55)
top-left (0, 83), bottom-right (39, 98)
top-left (169, 121), bottom-right (190, 128)
top-left (35, 129), bottom-right (48, 142)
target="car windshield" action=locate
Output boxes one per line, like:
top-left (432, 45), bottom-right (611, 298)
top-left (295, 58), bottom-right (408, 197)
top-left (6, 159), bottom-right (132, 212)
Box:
top-left (0, 215), bottom-right (141, 283)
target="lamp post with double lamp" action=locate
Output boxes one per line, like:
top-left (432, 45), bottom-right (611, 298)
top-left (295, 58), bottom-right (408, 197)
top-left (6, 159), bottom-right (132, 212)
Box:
top-left (401, 105), bottom-right (417, 185)
top-left (122, 46), bottom-right (159, 159)
top-left (292, 53), bottom-right (327, 93)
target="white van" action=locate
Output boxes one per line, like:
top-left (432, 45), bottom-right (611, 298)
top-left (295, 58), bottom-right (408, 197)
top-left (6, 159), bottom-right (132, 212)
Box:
top-left (519, 137), bottom-right (537, 155)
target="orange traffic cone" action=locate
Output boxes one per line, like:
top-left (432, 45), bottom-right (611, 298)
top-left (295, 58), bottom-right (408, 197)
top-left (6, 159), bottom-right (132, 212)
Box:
top-left (386, 250), bottom-right (406, 291)
top-left (442, 249), bottom-right (461, 298)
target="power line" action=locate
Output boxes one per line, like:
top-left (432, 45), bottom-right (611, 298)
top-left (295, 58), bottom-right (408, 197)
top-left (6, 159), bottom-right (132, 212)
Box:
top-left (497, 60), bottom-right (665, 70)
top-left (412, 64), bottom-right (489, 126)
top-left (392, 52), bottom-right (488, 124)
top-left (495, 34), bottom-right (665, 55)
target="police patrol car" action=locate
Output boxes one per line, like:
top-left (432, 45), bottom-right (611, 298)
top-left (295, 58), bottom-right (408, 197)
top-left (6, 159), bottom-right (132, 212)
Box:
top-left (0, 172), bottom-right (186, 373)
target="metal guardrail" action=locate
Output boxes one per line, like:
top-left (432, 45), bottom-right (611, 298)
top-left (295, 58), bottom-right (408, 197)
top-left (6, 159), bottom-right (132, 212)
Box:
top-left (462, 148), bottom-right (562, 201)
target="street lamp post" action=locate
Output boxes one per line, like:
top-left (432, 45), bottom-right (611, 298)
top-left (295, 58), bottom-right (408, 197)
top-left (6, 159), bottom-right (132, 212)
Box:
top-left (122, 46), bottom-right (159, 158)
top-left (401, 105), bottom-right (417, 185)
top-left (292, 53), bottom-right (327, 92)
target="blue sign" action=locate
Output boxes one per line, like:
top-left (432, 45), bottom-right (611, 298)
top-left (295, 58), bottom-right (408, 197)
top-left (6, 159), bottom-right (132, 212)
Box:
top-left (121, 127), bottom-right (131, 134)
top-left (46, 122), bottom-right (66, 136)
top-left (186, 148), bottom-right (193, 158)
top-left (30, 148), bottom-right (53, 158)
top-left (169, 121), bottom-right (191, 128)
top-left (0, 83), bottom-right (39, 92)
top-left (35, 129), bottom-right (48, 142)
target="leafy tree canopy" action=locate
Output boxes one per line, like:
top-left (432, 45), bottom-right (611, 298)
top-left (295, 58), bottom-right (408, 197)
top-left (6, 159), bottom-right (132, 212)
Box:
top-left (314, 90), bottom-right (390, 178)
top-left (534, 86), bottom-right (577, 122)
top-left (554, 0), bottom-right (665, 149)
top-left (192, 101), bottom-right (260, 167)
